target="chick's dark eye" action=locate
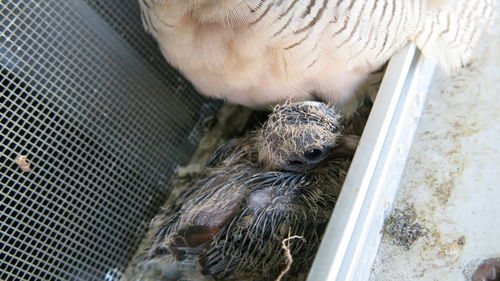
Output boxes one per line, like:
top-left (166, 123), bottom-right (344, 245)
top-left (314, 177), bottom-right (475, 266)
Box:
top-left (304, 148), bottom-right (324, 161)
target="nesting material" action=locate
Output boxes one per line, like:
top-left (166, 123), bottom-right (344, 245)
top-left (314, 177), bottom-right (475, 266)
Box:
top-left (276, 236), bottom-right (305, 281)
top-left (166, 104), bottom-right (254, 204)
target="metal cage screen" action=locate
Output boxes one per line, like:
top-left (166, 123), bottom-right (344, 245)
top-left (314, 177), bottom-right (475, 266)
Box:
top-left (0, 1), bottom-right (220, 280)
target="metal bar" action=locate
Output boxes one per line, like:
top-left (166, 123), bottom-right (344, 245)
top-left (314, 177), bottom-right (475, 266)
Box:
top-left (308, 44), bottom-right (437, 281)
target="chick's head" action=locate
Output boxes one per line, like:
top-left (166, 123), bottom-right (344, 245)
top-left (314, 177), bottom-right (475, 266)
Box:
top-left (257, 101), bottom-right (342, 172)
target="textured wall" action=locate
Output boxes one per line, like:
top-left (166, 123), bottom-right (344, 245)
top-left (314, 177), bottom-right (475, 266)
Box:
top-left (370, 12), bottom-right (500, 281)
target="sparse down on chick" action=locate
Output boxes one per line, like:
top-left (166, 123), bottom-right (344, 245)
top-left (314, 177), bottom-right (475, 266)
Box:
top-left (139, 0), bottom-right (496, 109)
top-left (126, 101), bottom-right (359, 281)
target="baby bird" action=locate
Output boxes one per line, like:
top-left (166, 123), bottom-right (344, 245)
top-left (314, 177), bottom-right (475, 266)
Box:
top-left (139, 0), bottom-right (495, 109)
top-left (128, 101), bottom-right (358, 281)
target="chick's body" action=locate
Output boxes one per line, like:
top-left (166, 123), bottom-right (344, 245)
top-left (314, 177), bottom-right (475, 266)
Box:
top-left (140, 0), bottom-right (495, 109)
top-left (130, 102), bottom-right (354, 281)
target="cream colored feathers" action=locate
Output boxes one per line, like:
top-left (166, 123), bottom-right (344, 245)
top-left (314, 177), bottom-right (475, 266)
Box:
top-left (139, 0), bottom-right (496, 109)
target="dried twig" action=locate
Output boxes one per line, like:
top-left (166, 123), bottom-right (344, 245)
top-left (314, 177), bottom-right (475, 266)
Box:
top-left (275, 235), bottom-right (305, 281)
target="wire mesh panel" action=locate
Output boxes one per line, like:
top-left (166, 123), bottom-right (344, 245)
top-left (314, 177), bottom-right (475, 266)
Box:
top-left (0, 1), bottom-right (219, 280)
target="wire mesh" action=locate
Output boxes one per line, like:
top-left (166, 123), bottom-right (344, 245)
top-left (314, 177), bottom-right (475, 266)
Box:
top-left (0, 1), bottom-right (220, 280)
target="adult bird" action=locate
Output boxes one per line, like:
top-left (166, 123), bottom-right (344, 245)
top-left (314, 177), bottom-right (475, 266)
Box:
top-left (139, 0), bottom-right (495, 111)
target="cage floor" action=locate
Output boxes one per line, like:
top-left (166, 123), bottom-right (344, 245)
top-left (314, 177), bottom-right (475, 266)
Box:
top-left (370, 16), bottom-right (500, 281)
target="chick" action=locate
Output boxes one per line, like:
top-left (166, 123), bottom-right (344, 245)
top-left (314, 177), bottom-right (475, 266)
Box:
top-left (127, 101), bottom-right (358, 281)
top-left (139, 0), bottom-right (495, 110)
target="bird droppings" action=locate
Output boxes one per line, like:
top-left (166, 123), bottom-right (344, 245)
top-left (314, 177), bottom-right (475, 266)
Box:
top-left (385, 207), bottom-right (427, 250)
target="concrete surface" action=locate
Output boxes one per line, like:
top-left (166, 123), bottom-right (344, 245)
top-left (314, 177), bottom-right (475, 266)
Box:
top-left (369, 14), bottom-right (500, 281)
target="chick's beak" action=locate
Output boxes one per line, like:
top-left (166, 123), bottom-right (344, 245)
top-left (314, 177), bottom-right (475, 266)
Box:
top-left (329, 135), bottom-right (360, 158)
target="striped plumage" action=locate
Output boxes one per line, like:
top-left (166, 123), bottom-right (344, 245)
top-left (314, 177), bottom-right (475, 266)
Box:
top-left (139, 0), bottom-right (496, 109)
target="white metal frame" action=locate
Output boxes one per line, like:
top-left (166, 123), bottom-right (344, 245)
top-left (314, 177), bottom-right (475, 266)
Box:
top-left (308, 44), bottom-right (437, 281)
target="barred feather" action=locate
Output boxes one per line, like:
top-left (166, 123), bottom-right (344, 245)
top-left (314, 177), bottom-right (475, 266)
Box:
top-left (139, 0), bottom-right (497, 109)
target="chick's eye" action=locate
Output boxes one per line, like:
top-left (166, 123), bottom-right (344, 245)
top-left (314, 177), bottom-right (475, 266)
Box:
top-left (303, 148), bottom-right (324, 161)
